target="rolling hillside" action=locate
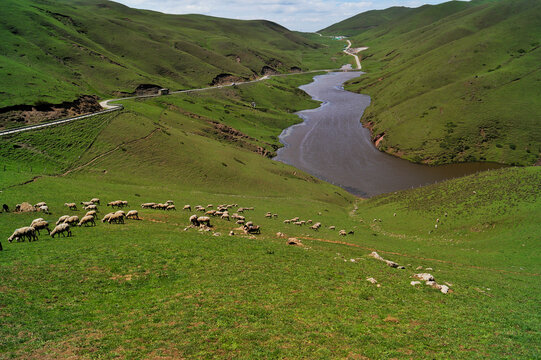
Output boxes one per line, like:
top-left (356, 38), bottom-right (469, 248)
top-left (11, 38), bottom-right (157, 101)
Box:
top-left (0, 73), bottom-right (539, 358)
top-left (321, 0), bottom-right (541, 166)
top-left (0, 0), bottom-right (344, 110)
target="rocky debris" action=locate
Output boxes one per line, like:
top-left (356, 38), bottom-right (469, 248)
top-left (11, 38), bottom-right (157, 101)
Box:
top-left (261, 66), bottom-right (279, 76)
top-left (413, 273), bottom-right (451, 294)
top-left (211, 73), bottom-right (246, 86)
top-left (134, 84), bottom-right (161, 96)
top-left (1, 95), bottom-right (102, 129)
top-left (289, 66), bottom-right (302, 73)
top-left (369, 251), bottom-right (405, 269)
top-left (287, 237), bottom-right (302, 246)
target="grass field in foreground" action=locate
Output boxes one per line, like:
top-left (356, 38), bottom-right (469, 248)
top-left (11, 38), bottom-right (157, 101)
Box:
top-left (0, 72), bottom-right (540, 358)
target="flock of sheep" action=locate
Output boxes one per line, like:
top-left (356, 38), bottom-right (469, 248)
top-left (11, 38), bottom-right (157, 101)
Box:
top-left (5, 198), bottom-right (141, 243)
top-left (4, 196), bottom-right (354, 249)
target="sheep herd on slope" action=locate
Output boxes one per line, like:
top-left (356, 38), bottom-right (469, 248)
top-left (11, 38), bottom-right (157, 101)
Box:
top-left (3, 196), bottom-right (354, 250)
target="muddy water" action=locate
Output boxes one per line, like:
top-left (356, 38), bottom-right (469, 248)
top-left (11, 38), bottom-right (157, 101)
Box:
top-left (275, 71), bottom-right (504, 197)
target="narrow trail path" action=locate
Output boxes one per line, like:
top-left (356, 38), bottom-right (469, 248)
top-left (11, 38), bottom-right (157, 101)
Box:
top-left (343, 40), bottom-right (366, 70)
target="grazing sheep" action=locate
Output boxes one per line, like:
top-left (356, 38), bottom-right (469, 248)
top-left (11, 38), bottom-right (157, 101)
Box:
top-left (90, 198), bottom-right (100, 205)
top-left (237, 208), bottom-right (245, 213)
top-left (114, 210), bottom-right (126, 218)
top-left (183, 205), bottom-right (191, 211)
top-left (30, 218), bottom-right (44, 226)
top-left (56, 215), bottom-right (70, 225)
top-left (291, 217), bottom-right (300, 222)
top-left (207, 204), bottom-right (213, 208)
top-left (78, 215), bottom-right (96, 227)
top-left (85, 210), bottom-right (97, 218)
top-left (283, 219), bottom-right (291, 224)
top-left (339, 230), bottom-right (347, 236)
top-left (348, 230), bottom-right (355, 235)
top-left (120, 200), bottom-right (128, 208)
top-left (141, 202), bottom-right (156, 209)
top-left (197, 216), bottom-right (211, 227)
top-left (102, 212), bottom-right (114, 223)
top-left (107, 200), bottom-right (121, 208)
top-left (31, 220), bottom-right (50, 235)
top-left (39, 205), bottom-right (50, 214)
top-left (81, 201), bottom-right (94, 207)
top-left (166, 205), bottom-right (176, 211)
top-left (221, 213), bottom-right (230, 221)
top-left (126, 210), bottom-right (139, 220)
top-left (196, 206), bottom-right (206, 212)
top-left (294, 221), bottom-right (303, 226)
top-left (310, 222), bottom-right (321, 231)
top-left (273, 214), bottom-right (278, 218)
top-left (244, 224), bottom-right (261, 234)
top-left (166, 200), bottom-right (174, 205)
top-left (245, 221), bottom-right (254, 228)
top-left (236, 219), bottom-right (245, 225)
top-left (64, 215), bottom-right (79, 225)
top-left (34, 202), bottom-right (47, 209)
top-left (329, 226), bottom-right (335, 230)
top-left (108, 212), bottom-right (125, 224)
top-left (265, 212), bottom-right (272, 218)
top-left (84, 204), bottom-right (98, 211)
top-left (205, 210), bottom-right (216, 216)
top-left (8, 227), bottom-right (37, 242)
top-left (50, 223), bottom-right (71, 238)
top-left (307, 220), bottom-right (313, 224)
top-left (189, 215), bottom-right (199, 226)
top-left (64, 203), bottom-right (77, 210)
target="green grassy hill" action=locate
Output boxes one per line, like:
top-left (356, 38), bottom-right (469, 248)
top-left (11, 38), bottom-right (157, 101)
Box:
top-left (321, 0), bottom-right (541, 166)
top-left (1, 72), bottom-right (539, 358)
top-left (0, 0), bottom-right (344, 109)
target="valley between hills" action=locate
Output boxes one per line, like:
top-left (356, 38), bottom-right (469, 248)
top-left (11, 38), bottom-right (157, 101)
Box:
top-left (0, 0), bottom-right (539, 358)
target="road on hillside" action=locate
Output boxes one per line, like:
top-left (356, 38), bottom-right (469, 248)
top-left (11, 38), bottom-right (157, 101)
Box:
top-left (343, 40), bottom-right (365, 70)
top-left (0, 69), bottom-right (341, 137)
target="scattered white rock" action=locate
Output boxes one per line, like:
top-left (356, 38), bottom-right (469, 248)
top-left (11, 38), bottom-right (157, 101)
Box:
top-left (425, 267), bottom-right (433, 271)
top-left (366, 277), bottom-right (377, 284)
top-left (416, 266), bottom-right (423, 270)
top-left (414, 273), bottom-right (435, 282)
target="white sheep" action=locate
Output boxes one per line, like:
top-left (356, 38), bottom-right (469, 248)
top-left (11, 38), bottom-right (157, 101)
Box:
top-left (56, 215), bottom-right (70, 225)
top-left (85, 210), bottom-right (97, 218)
top-left (183, 205), bottom-right (191, 211)
top-left (166, 200), bottom-right (174, 205)
top-left (329, 226), bottom-right (336, 230)
top-left (141, 202), bottom-right (156, 209)
top-left (39, 205), bottom-right (50, 214)
top-left (189, 215), bottom-right (199, 226)
top-left (339, 230), bottom-right (347, 236)
top-left (90, 198), bottom-right (100, 205)
top-left (84, 204), bottom-right (98, 211)
top-left (78, 215), bottom-right (96, 227)
top-left (197, 216), bottom-right (211, 227)
top-left (221, 213), bottom-right (230, 221)
top-left (166, 205), bottom-right (176, 211)
top-left (8, 227), bottom-right (37, 242)
top-left (108, 212), bottom-right (125, 224)
top-left (81, 201), bottom-right (94, 207)
top-left (50, 223), bottom-right (71, 238)
top-left (64, 203), bottom-right (77, 210)
top-left (31, 220), bottom-right (50, 235)
top-left (102, 212), bottom-right (114, 223)
top-left (64, 215), bottom-right (79, 225)
top-left (34, 202), bottom-right (47, 208)
top-left (126, 210), bottom-right (139, 220)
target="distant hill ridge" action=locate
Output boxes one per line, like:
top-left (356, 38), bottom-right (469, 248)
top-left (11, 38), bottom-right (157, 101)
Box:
top-left (321, 0), bottom-right (541, 166)
top-left (0, 0), bottom-right (336, 109)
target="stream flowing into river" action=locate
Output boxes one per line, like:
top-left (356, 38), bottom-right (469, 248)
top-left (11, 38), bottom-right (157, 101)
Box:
top-left (274, 71), bottom-right (503, 197)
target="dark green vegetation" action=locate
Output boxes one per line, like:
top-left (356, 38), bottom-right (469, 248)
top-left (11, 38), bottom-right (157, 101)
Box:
top-left (0, 0), bottom-right (344, 109)
top-left (321, 0), bottom-right (541, 166)
top-left (1, 71), bottom-right (540, 358)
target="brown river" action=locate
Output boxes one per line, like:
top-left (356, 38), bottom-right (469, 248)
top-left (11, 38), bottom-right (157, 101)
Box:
top-left (274, 71), bottom-right (503, 197)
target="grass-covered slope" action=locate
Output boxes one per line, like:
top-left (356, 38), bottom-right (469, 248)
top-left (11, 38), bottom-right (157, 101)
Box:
top-left (0, 0), bottom-right (344, 109)
top-left (321, 0), bottom-right (541, 166)
top-left (0, 72), bottom-right (539, 358)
